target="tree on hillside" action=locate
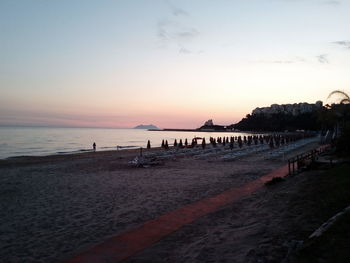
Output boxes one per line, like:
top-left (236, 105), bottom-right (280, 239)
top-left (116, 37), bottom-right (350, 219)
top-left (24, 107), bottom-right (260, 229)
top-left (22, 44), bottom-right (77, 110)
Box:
top-left (328, 91), bottom-right (350, 127)
top-left (327, 91), bottom-right (350, 154)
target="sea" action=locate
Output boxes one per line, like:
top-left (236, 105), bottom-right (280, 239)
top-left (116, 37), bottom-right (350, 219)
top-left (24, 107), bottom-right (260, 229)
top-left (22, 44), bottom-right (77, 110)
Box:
top-left (0, 126), bottom-right (255, 160)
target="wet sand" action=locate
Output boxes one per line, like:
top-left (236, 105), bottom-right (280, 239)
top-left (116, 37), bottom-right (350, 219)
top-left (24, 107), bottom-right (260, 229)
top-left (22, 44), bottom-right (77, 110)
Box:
top-left (0, 141), bottom-right (319, 262)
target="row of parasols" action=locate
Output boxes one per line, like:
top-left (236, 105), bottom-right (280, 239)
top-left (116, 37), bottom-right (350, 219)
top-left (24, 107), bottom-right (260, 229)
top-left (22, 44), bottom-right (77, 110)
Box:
top-left (146, 134), bottom-right (311, 150)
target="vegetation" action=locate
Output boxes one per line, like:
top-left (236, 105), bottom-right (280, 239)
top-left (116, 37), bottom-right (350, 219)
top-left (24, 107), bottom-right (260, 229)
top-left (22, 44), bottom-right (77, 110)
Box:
top-left (335, 125), bottom-right (350, 155)
top-left (327, 90), bottom-right (350, 105)
top-left (265, 176), bottom-right (285, 186)
top-left (232, 111), bottom-right (322, 132)
top-left (295, 163), bottom-right (350, 263)
top-left (296, 212), bottom-right (350, 263)
top-left (231, 90), bottom-right (350, 133)
top-left (327, 91), bottom-right (350, 156)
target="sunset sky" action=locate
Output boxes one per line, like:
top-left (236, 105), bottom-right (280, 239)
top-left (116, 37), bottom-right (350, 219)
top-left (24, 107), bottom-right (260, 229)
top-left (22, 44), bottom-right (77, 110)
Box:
top-left (1, 0), bottom-right (350, 128)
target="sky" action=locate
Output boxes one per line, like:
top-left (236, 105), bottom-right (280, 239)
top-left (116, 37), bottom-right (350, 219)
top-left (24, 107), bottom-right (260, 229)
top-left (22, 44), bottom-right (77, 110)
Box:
top-left (1, 0), bottom-right (350, 129)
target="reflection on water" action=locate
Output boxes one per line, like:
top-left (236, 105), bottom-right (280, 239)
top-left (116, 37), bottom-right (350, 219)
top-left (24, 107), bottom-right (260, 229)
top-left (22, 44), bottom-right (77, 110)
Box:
top-left (0, 126), bottom-right (257, 159)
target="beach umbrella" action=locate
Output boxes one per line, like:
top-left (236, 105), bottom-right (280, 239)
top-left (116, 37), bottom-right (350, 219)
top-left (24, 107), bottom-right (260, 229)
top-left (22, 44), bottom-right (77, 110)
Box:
top-left (161, 140), bottom-right (165, 148)
top-left (286, 136), bottom-right (290, 144)
top-left (238, 137), bottom-right (243, 148)
top-left (259, 136), bottom-right (264, 144)
top-left (275, 136), bottom-right (280, 147)
top-left (165, 140), bottom-right (169, 149)
top-left (179, 139), bottom-right (183, 148)
top-left (230, 141), bottom-right (234, 150)
top-left (147, 140), bottom-right (151, 149)
top-left (264, 135), bottom-right (269, 143)
top-left (191, 138), bottom-right (196, 147)
top-left (247, 137), bottom-right (252, 146)
top-left (185, 138), bottom-right (188, 146)
top-left (202, 138), bottom-right (206, 149)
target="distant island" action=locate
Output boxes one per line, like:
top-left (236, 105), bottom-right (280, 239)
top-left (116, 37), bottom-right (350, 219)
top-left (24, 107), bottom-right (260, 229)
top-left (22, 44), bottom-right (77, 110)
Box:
top-left (134, 124), bottom-right (159, 130)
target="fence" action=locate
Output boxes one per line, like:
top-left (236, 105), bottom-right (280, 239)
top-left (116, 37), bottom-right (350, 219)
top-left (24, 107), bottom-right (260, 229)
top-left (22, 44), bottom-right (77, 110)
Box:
top-left (288, 145), bottom-right (330, 175)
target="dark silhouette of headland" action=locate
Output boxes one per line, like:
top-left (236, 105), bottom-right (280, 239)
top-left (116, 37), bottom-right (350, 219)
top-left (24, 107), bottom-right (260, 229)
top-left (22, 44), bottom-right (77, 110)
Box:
top-left (152, 101), bottom-right (330, 133)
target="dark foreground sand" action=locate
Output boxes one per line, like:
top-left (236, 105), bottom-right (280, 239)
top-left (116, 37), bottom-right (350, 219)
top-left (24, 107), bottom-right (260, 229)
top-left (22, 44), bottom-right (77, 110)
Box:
top-left (0, 140), bottom-right (320, 262)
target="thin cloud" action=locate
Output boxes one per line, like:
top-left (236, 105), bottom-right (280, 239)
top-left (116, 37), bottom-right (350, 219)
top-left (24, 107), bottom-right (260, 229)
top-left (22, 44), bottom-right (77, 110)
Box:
top-left (333, 40), bottom-right (350, 49)
top-left (295, 56), bottom-right (307, 62)
top-left (281, 0), bottom-right (340, 5)
top-left (179, 46), bottom-right (192, 54)
top-left (177, 46), bottom-right (203, 55)
top-left (282, 0), bottom-right (340, 3)
top-left (157, 20), bottom-right (199, 42)
top-left (317, 54), bottom-right (329, 64)
top-left (253, 57), bottom-right (307, 64)
top-left (176, 28), bottom-right (199, 39)
top-left (157, 20), bottom-right (171, 41)
top-left (253, 60), bottom-right (293, 64)
top-left (164, 0), bottom-right (189, 16)
top-left (172, 7), bottom-right (188, 16)
top-left (157, 2), bottom-right (202, 54)
top-left (0, 109), bottom-right (130, 128)
top-left (272, 60), bottom-right (294, 64)
top-left (323, 0), bottom-right (340, 5)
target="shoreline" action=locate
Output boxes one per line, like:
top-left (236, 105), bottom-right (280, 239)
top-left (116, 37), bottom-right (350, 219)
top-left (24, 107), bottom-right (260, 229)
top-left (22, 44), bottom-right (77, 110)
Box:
top-left (0, 147), bottom-right (147, 166)
top-left (151, 129), bottom-right (317, 135)
top-left (1, 144), bottom-right (156, 162)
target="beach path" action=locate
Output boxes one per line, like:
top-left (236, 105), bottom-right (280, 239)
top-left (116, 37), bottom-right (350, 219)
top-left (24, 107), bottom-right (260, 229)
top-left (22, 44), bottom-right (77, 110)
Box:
top-left (64, 165), bottom-right (289, 263)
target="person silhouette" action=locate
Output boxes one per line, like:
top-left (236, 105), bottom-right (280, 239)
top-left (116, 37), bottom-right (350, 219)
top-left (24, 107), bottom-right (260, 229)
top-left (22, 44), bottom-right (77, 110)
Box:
top-left (93, 142), bottom-right (96, 152)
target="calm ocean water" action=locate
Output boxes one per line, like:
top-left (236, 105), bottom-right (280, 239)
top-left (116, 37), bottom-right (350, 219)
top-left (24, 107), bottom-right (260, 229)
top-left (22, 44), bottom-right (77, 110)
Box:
top-left (0, 127), bottom-right (254, 159)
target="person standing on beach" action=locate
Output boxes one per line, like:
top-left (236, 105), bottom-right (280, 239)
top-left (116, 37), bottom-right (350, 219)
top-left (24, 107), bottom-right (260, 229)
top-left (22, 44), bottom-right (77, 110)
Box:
top-left (93, 142), bottom-right (96, 152)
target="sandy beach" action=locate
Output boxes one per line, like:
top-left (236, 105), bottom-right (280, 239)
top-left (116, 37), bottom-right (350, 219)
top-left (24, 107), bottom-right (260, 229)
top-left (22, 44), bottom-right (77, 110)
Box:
top-left (0, 139), bottom-right (321, 262)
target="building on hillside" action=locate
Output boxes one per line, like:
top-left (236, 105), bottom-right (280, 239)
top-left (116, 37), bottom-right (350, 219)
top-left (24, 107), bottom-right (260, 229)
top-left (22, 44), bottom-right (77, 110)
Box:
top-left (251, 101), bottom-right (323, 116)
